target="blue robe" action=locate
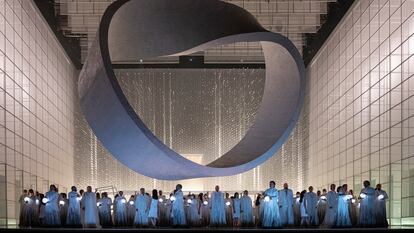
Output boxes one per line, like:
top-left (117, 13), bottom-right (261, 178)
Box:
top-left (82, 192), bottom-right (99, 227)
top-left (359, 186), bottom-right (376, 227)
top-left (210, 191), bottom-right (226, 226)
top-left (304, 192), bottom-right (319, 226)
top-left (114, 196), bottom-right (127, 227)
top-left (240, 196), bottom-right (253, 226)
top-left (323, 191), bottom-right (337, 227)
top-left (233, 198), bottom-right (241, 219)
top-left (335, 192), bottom-right (352, 227)
top-left (262, 188), bottom-right (282, 228)
top-left (100, 197), bottom-right (112, 227)
top-left (43, 191), bottom-right (61, 226)
top-left (278, 188), bottom-right (294, 226)
top-left (172, 190), bottom-right (186, 226)
top-left (134, 194), bottom-right (149, 226)
top-left (374, 189), bottom-right (388, 227)
top-left (66, 191), bottom-right (81, 226)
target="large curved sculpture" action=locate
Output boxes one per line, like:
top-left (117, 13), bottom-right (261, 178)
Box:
top-left (78, 0), bottom-right (306, 180)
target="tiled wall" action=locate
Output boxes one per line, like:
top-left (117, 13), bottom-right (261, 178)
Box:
top-left (0, 0), bottom-right (77, 227)
top-left (307, 0), bottom-right (414, 225)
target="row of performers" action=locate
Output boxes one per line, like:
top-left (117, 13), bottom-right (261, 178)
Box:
top-left (18, 180), bottom-right (387, 228)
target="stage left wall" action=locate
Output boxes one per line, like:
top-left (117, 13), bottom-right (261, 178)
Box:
top-left (0, 0), bottom-right (77, 227)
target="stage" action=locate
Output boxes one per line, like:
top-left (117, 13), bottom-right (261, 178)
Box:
top-left (2, 227), bottom-right (413, 233)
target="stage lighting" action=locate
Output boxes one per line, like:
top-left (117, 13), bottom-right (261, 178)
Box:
top-left (158, 198), bottom-right (163, 203)
top-left (129, 200), bottom-right (135, 205)
top-left (203, 201), bottom-right (208, 205)
top-left (170, 196), bottom-right (176, 202)
top-left (378, 194), bottom-right (384, 200)
top-left (42, 198), bottom-right (48, 204)
top-left (264, 196), bottom-right (270, 202)
top-left (59, 200), bottom-right (65, 206)
top-left (24, 197), bottom-right (30, 203)
top-left (359, 193), bottom-right (366, 199)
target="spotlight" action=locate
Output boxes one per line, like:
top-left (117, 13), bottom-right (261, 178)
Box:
top-left (203, 201), bottom-right (208, 205)
top-left (187, 199), bottom-right (192, 204)
top-left (59, 200), bottom-right (65, 206)
top-left (351, 199), bottom-right (356, 204)
top-left (359, 193), bottom-right (366, 199)
top-left (129, 200), bottom-right (135, 205)
top-left (264, 196), bottom-right (270, 202)
top-left (35, 199), bottom-right (39, 205)
top-left (170, 196), bottom-right (176, 202)
top-left (121, 199), bottom-right (126, 204)
top-left (378, 194), bottom-right (384, 200)
top-left (226, 201), bottom-right (231, 206)
top-left (42, 198), bottom-right (48, 204)
top-left (77, 197), bottom-right (82, 201)
top-left (320, 196), bottom-right (327, 200)
top-left (158, 198), bottom-right (163, 203)
top-left (24, 197), bottom-right (30, 203)
top-left (97, 202), bottom-right (102, 207)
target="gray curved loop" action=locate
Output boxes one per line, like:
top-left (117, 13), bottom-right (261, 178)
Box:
top-left (78, 0), bottom-right (306, 180)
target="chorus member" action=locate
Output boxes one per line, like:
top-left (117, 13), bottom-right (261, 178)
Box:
top-left (322, 184), bottom-right (337, 228)
top-left (210, 185), bottom-right (226, 227)
top-left (335, 186), bottom-right (352, 228)
top-left (59, 193), bottom-right (68, 226)
top-left (374, 184), bottom-right (388, 227)
top-left (20, 189), bottom-right (38, 228)
top-left (115, 191), bottom-right (127, 227)
top-left (262, 181), bottom-right (282, 228)
top-left (43, 185), bottom-right (61, 227)
top-left (359, 180), bottom-right (376, 227)
top-left (300, 190), bottom-right (309, 227)
top-left (253, 194), bottom-right (262, 226)
top-left (82, 186), bottom-right (99, 228)
top-left (148, 189), bottom-right (159, 227)
top-left (134, 188), bottom-right (149, 227)
top-left (232, 192), bottom-right (241, 227)
top-left (38, 193), bottom-right (45, 225)
top-left (348, 190), bottom-right (358, 226)
top-left (293, 192), bottom-right (301, 226)
top-left (172, 184), bottom-right (186, 226)
top-left (18, 190), bottom-right (28, 228)
top-left (158, 190), bottom-right (167, 226)
top-left (317, 189), bottom-right (327, 225)
top-left (66, 187), bottom-right (81, 227)
top-left (200, 194), bottom-right (210, 226)
top-left (126, 195), bottom-right (135, 226)
top-left (279, 183), bottom-right (294, 226)
top-left (240, 190), bottom-right (253, 226)
top-left (100, 192), bottom-right (112, 227)
top-left (79, 189), bottom-right (85, 225)
top-left (304, 186), bottom-right (319, 226)
top-left (224, 193), bottom-right (233, 226)
top-left (166, 193), bottom-right (173, 225)
top-left (188, 194), bottom-right (200, 226)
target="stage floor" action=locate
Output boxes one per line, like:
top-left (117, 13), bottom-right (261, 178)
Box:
top-left (2, 227), bottom-right (413, 233)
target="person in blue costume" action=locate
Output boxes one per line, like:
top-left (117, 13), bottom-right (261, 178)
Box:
top-left (66, 186), bottom-right (81, 227)
top-left (374, 184), bottom-right (389, 228)
top-left (335, 186), bottom-right (352, 228)
top-left (232, 192), bottom-right (241, 227)
top-left (82, 186), bottom-right (99, 228)
top-left (322, 184), bottom-right (337, 228)
top-left (134, 188), bottom-right (150, 227)
top-left (262, 181), bottom-right (282, 228)
top-left (278, 183), bottom-right (294, 227)
top-left (304, 186), bottom-right (319, 227)
top-left (358, 180), bottom-right (376, 227)
top-left (240, 190), bottom-right (253, 227)
top-left (210, 185), bottom-right (226, 227)
top-left (172, 184), bottom-right (186, 227)
top-left (114, 191), bottom-right (127, 227)
top-left (99, 192), bottom-right (113, 227)
top-left (43, 184), bottom-right (61, 227)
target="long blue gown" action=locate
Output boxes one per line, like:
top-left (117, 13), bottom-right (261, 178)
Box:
top-left (359, 186), bottom-right (376, 227)
top-left (278, 188), bottom-right (294, 226)
top-left (304, 191), bottom-right (319, 226)
top-left (240, 195), bottom-right (253, 226)
top-left (82, 192), bottom-right (99, 228)
top-left (210, 191), bottom-right (226, 226)
top-left (100, 197), bottom-right (112, 227)
top-left (262, 188), bottom-right (282, 228)
top-left (374, 189), bottom-right (388, 227)
top-left (172, 190), bottom-right (186, 226)
top-left (114, 196), bottom-right (127, 227)
top-left (335, 192), bottom-right (352, 227)
top-left (43, 191), bottom-right (61, 226)
top-left (323, 191), bottom-right (337, 227)
top-left (66, 191), bottom-right (81, 226)
top-left (134, 194), bottom-right (149, 226)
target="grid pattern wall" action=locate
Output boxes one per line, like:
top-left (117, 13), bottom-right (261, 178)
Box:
top-left (307, 0), bottom-right (414, 226)
top-left (74, 69), bottom-right (308, 195)
top-left (0, 0), bottom-right (77, 227)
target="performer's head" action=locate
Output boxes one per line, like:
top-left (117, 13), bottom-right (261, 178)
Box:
top-left (215, 185), bottom-right (220, 192)
top-left (140, 188), bottom-right (145, 194)
top-left (243, 190), bottom-right (248, 196)
top-left (376, 183), bottom-right (382, 190)
top-left (308, 186), bottom-right (313, 192)
top-left (363, 180), bottom-right (370, 188)
top-left (330, 184), bottom-right (336, 191)
top-left (50, 184), bottom-right (57, 191)
top-left (87, 186), bottom-right (92, 192)
top-left (283, 183), bottom-right (288, 189)
top-left (269, 181), bottom-right (275, 188)
top-left (342, 184), bottom-right (348, 192)
top-left (176, 184), bottom-right (182, 191)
